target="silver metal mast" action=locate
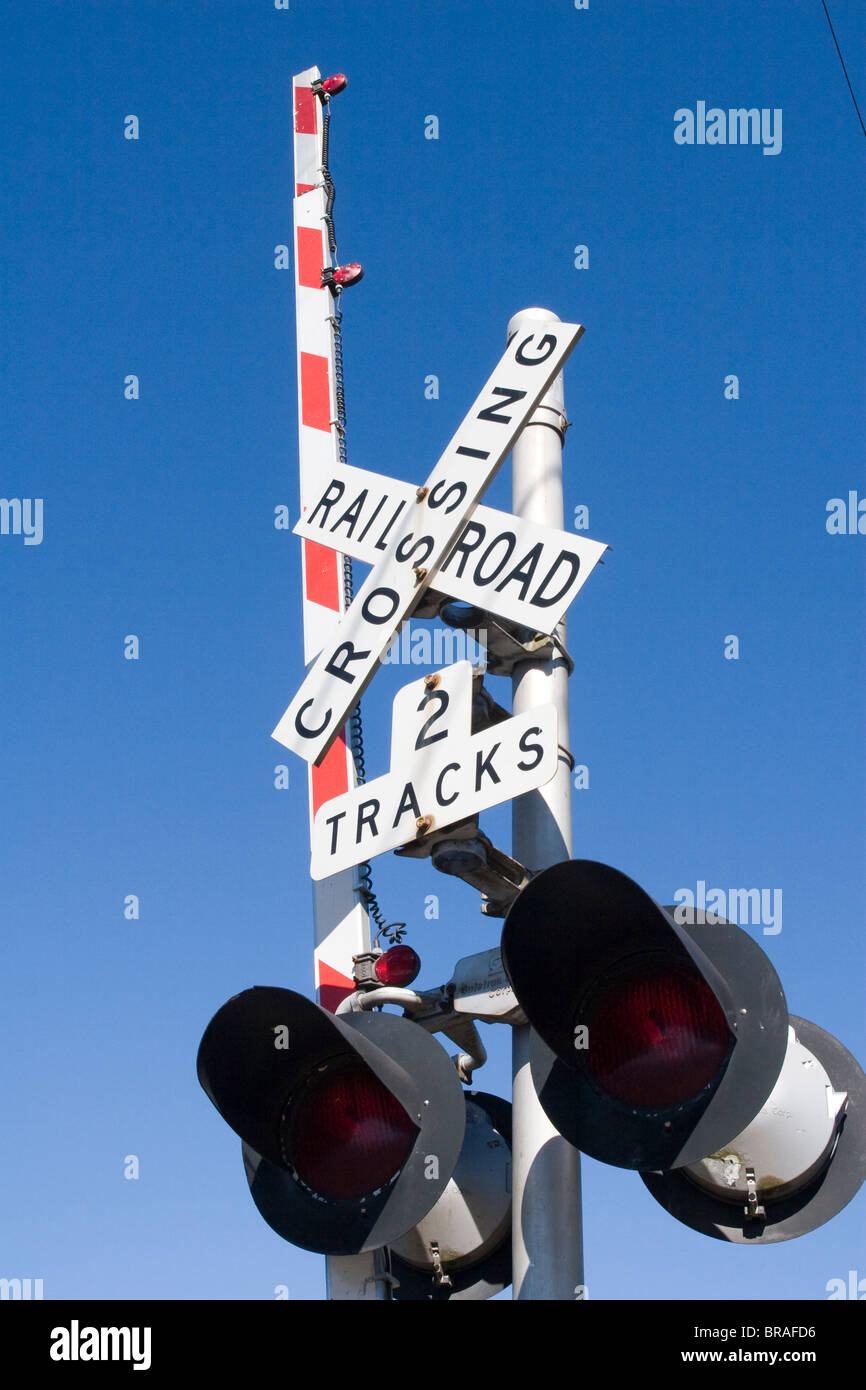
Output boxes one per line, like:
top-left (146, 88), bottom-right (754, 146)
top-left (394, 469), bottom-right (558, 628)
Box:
top-left (509, 308), bottom-right (584, 1300)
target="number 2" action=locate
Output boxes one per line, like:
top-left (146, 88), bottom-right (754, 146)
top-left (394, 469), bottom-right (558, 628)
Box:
top-left (415, 689), bottom-right (450, 749)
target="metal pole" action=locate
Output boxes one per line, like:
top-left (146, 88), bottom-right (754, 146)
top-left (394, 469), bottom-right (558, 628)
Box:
top-left (509, 307), bottom-right (584, 1300)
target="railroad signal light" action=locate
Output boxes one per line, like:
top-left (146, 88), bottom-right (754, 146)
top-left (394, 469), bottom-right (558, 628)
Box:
top-left (500, 860), bottom-right (790, 1171)
top-left (197, 986), bottom-right (465, 1255)
top-left (500, 859), bottom-right (866, 1242)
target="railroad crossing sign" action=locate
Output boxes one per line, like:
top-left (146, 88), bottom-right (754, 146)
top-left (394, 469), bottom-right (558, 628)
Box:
top-left (294, 462), bottom-right (607, 633)
top-left (309, 660), bottom-right (557, 879)
top-left (272, 320), bottom-right (583, 765)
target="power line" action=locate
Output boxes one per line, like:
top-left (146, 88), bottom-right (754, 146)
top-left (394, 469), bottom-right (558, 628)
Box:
top-left (822, 0), bottom-right (866, 140)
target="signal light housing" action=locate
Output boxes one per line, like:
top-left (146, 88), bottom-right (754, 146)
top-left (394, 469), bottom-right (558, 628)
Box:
top-left (198, 986), bottom-right (465, 1254)
top-left (501, 860), bottom-right (789, 1170)
top-left (642, 1015), bottom-right (866, 1242)
top-left (390, 1092), bottom-right (513, 1301)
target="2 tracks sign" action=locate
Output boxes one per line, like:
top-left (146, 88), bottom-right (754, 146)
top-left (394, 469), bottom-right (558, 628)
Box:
top-left (309, 661), bottom-right (557, 878)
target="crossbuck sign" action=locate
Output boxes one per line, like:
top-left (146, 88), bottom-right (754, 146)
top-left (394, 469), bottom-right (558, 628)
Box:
top-left (272, 321), bottom-right (583, 765)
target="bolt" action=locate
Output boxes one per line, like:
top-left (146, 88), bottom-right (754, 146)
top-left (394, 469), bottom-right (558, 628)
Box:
top-left (416, 815), bottom-right (433, 836)
top-left (413, 566), bottom-right (428, 584)
top-left (424, 672), bottom-right (441, 690)
top-left (416, 485), bottom-right (428, 501)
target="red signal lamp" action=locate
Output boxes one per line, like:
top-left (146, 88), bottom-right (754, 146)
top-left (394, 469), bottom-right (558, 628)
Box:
top-left (374, 944), bottom-right (421, 988)
top-left (284, 1055), bottom-right (417, 1201)
top-left (321, 73), bottom-right (348, 97)
top-left (331, 262), bottom-right (364, 288)
top-left (583, 962), bottom-right (732, 1108)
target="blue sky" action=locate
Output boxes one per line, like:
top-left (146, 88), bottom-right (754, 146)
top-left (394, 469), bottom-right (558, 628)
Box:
top-left (1, 1), bottom-right (864, 1303)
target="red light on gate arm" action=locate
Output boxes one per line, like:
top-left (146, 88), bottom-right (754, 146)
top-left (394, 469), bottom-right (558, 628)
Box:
top-left (375, 945), bottom-right (421, 988)
top-left (584, 964), bottom-right (731, 1108)
top-left (284, 1058), bottom-right (417, 1201)
top-left (321, 73), bottom-right (348, 97)
top-left (332, 262), bottom-right (364, 288)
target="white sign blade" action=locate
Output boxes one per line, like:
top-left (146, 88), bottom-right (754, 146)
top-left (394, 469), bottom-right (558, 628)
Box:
top-left (294, 463), bottom-right (608, 633)
top-left (273, 320), bottom-right (583, 764)
top-left (309, 662), bottom-right (558, 879)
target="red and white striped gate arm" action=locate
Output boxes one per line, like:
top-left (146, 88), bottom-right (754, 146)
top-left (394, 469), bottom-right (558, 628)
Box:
top-left (291, 65), bottom-right (381, 1301)
top-left (292, 69), bottom-right (369, 1020)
